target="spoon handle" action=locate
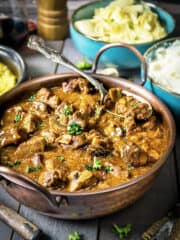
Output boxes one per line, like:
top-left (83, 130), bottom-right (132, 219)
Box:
top-left (0, 203), bottom-right (41, 240)
top-left (27, 35), bottom-right (107, 103)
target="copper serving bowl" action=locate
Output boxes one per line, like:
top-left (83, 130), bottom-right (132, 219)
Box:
top-left (0, 70), bottom-right (175, 219)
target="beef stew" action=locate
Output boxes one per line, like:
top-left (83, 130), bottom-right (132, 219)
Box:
top-left (0, 77), bottom-right (169, 192)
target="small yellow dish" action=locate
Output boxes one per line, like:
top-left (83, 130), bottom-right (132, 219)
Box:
top-left (0, 62), bottom-right (16, 95)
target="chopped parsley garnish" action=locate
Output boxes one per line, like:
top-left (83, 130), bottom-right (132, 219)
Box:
top-left (63, 105), bottom-right (73, 116)
top-left (34, 165), bottom-right (41, 171)
top-left (105, 165), bottom-right (113, 174)
top-left (76, 59), bottom-right (92, 70)
top-left (94, 106), bottom-right (101, 119)
top-left (130, 102), bottom-right (136, 107)
top-left (128, 166), bottom-right (134, 172)
top-left (3, 160), bottom-right (21, 168)
top-left (56, 154), bottom-right (65, 162)
top-left (67, 122), bottom-right (83, 135)
top-left (25, 165), bottom-right (41, 173)
top-left (68, 231), bottom-right (81, 240)
top-left (25, 166), bottom-right (31, 173)
top-left (86, 157), bottom-right (104, 171)
top-left (116, 92), bottom-right (122, 98)
top-left (28, 93), bottom-right (36, 102)
top-left (93, 156), bottom-right (102, 170)
top-left (13, 160), bottom-right (21, 167)
top-left (95, 106), bottom-right (100, 115)
top-left (122, 126), bottom-right (126, 132)
top-left (86, 165), bottom-right (93, 171)
top-left (128, 22), bottom-right (134, 30)
top-left (14, 113), bottom-right (21, 122)
top-left (113, 224), bottom-right (131, 240)
top-left (44, 136), bottom-right (49, 143)
top-left (38, 123), bottom-right (46, 129)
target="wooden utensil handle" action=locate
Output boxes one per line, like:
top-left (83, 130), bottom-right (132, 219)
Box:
top-left (0, 204), bottom-right (41, 240)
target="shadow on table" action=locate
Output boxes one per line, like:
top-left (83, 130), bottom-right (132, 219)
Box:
top-left (39, 233), bottom-right (51, 240)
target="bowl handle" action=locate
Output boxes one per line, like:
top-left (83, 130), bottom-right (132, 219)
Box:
top-left (91, 43), bottom-right (147, 86)
top-left (0, 166), bottom-right (60, 209)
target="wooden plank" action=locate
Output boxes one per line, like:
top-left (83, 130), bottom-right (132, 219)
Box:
top-left (12, 206), bottom-right (98, 240)
top-left (20, 41), bottom-right (63, 79)
top-left (0, 187), bottom-right (19, 240)
top-left (57, 38), bottom-right (84, 73)
top-left (99, 153), bottom-right (178, 240)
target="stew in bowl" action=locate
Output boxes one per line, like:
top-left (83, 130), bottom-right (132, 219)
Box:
top-left (0, 77), bottom-right (169, 193)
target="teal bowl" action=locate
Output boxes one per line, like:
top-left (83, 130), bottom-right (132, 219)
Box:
top-left (144, 37), bottom-right (180, 120)
top-left (70, 1), bottom-right (175, 69)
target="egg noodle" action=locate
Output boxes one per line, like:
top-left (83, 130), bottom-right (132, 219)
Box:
top-left (75, 0), bottom-right (167, 44)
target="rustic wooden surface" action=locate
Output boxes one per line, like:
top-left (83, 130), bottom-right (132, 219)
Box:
top-left (0, 1), bottom-right (180, 240)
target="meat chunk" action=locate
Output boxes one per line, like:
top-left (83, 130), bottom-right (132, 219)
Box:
top-left (38, 170), bottom-right (67, 189)
top-left (32, 101), bottom-right (48, 112)
top-left (47, 95), bottom-right (60, 109)
top-left (86, 130), bottom-right (112, 157)
top-left (56, 134), bottom-right (86, 149)
top-left (49, 116), bottom-right (66, 135)
top-left (62, 78), bottom-right (92, 94)
top-left (39, 157), bottom-right (68, 189)
top-left (123, 115), bottom-right (136, 134)
top-left (15, 136), bottom-right (46, 158)
top-left (104, 122), bottom-right (123, 137)
top-left (36, 87), bottom-right (60, 109)
top-left (115, 96), bottom-right (151, 120)
top-left (41, 131), bottom-right (56, 144)
top-left (71, 134), bottom-right (87, 149)
top-left (56, 134), bottom-right (73, 145)
top-left (0, 127), bottom-right (24, 147)
top-left (143, 116), bottom-right (157, 130)
top-left (55, 103), bottom-right (74, 116)
top-left (31, 153), bottom-right (43, 166)
top-left (7, 106), bottom-right (23, 114)
top-left (36, 88), bottom-right (52, 102)
top-left (54, 103), bottom-right (73, 126)
top-left (108, 164), bottom-right (129, 180)
top-left (115, 97), bottom-right (128, 115)
top-left (57, 114), bottom-right (69, 126)
top-left (121, 143), bottom-right (150, 167)
top-left (68, 111), bottom-right (87, 129)
top-left (134, 102), bottom-right (152, 120)
top-left (68, 170), bottom-right (97, 192)
top-left (108, 88), bottom-right (122, 102)
top-left (87, 130), bottom-right (111, 149)
top-left (21, 113), bottom-right (38, 133)
top-left (79, 102), bottom-right (93, 116)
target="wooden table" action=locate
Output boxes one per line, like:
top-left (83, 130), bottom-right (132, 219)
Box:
top-left (0, 1), bottom-right (180, 239)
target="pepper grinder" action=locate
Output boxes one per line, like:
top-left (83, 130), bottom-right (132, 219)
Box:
top-left (37, 0), bottom-right (68, 40)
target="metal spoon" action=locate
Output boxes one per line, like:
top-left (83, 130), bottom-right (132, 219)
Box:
top-left (27, 35), bottom-right (107, 103)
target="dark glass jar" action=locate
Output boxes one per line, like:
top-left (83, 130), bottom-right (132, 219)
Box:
top-left (0, 0), bottom-right (29, 48)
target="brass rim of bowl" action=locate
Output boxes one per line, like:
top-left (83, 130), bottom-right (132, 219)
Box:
top-left (71, 1), bottom-right (176, 47)
top-left (2, 73), bottom-right (175, 197)
top-left (144, 36), bottom-right (180, 97)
